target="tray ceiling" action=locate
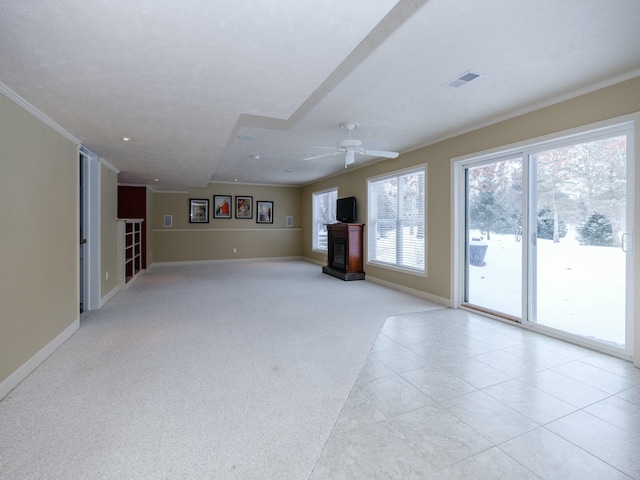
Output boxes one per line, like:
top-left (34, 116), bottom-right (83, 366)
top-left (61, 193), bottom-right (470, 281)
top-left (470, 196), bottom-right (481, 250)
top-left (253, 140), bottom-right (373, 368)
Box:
top-left (1, 0), bottom-right (639, 189)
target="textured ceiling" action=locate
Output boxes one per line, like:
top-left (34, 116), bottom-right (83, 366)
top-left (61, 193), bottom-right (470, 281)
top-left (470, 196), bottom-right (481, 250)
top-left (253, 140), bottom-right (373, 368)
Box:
top-left (1, 0), bottom-right (639, 190)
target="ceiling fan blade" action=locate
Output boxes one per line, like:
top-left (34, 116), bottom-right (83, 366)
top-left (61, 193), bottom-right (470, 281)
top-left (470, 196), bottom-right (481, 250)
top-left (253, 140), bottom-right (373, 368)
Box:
top-left (303, 151), bottom-right (342, 161)
top-left (313, 145), bottom-right (341, 151)
top-left (362, 149), bottom-right (399, 159)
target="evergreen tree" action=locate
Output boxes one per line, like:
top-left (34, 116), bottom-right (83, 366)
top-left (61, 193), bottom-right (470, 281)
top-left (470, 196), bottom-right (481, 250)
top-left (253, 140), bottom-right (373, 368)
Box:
top-left (578, 212), bottom-right (614, 246)
top-left (537, 208), bottom-right (567, 240)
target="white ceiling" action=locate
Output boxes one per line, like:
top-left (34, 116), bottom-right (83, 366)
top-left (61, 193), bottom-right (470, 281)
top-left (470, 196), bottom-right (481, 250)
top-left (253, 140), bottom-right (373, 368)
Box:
top-left (2, 0), bottom-right (639, 190)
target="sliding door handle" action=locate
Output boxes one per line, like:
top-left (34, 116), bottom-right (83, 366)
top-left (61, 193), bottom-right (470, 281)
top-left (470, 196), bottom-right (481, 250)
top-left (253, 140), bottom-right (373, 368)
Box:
top-left (621, 232), bottom-right (633, 253)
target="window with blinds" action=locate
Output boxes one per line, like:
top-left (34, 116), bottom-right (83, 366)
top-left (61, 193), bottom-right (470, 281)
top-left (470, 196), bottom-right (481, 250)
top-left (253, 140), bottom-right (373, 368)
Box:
top-left (312, 188), bottom-right (337, 252)
top-left (367, 166), bottom-right (426, 273)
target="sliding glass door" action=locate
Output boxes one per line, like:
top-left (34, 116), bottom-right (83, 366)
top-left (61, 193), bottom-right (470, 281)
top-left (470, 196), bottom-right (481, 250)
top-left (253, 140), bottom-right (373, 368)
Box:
top-left (465, 157), bottom-right (524, 319)
top-left (460, 122), bottom-right (634, 354)
top-left (530, 132), bottom-right (630, 348)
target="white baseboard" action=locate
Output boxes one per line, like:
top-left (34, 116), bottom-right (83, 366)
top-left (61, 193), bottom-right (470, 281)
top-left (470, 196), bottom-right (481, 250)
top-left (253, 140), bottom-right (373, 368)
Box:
top-left (123, 269), bottom-right (145, 290)
top-left (299, 258), bottom-right (452, 306)
top-left (100, 284), bottom-right (120, 307)
top-left (365, 275), bottom-right (451, 307)
top-left (0, 319), bottom-right (79, 401)
top-left (151, 256), bottom-right (302, 268)
top-left (150, 257), bottom-right (451, 306)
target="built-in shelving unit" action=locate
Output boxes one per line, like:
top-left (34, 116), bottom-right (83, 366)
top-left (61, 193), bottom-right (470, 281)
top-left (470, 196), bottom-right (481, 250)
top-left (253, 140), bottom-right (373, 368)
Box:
top-left (125, 220), bottom-right (143, 283)
top-left (117, 218), bottom-right (144, 288)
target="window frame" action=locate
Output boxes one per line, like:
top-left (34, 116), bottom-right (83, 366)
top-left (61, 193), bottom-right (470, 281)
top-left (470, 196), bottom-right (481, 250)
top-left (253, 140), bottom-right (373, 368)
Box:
top-left (367, 164), bottom-right (427, 276)
top-left (451, 114), bottom-right (636, 358)
top-left (312, 187), bottom-right (338, 253)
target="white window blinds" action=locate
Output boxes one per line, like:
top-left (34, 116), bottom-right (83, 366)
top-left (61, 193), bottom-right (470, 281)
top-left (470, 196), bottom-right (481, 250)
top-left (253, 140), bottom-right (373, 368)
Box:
top-left (312, 188), bottom-right (337, 251)
top-left (368, 167), bottom-right (426, 272)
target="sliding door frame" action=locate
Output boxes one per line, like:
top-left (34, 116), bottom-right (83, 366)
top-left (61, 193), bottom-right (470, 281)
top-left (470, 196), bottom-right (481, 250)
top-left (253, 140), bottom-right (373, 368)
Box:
top-left (452, 114), bottom-right (637, 359)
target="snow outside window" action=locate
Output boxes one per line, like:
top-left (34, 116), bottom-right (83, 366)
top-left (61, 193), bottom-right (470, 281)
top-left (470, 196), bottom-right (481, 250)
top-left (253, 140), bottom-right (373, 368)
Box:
top-left (312, 188), bottom-right (337, 252)
top-left (368, 166), bottom-right (426, 273)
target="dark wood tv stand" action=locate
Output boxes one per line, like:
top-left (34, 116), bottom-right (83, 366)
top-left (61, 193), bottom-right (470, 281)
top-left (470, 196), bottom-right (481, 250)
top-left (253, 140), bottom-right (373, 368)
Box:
top-left (322, 223), bottom-right (365, 281)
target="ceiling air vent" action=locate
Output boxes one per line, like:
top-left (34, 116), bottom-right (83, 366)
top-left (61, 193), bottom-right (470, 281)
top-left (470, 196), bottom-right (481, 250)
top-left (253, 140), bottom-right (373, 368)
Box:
top-left (445, 71), bottom-right (483, 88)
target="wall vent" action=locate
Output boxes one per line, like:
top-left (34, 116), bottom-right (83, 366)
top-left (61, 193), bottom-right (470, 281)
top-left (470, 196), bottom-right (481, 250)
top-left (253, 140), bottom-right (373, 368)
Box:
top-left (445, 71), bottom-right (483, 88)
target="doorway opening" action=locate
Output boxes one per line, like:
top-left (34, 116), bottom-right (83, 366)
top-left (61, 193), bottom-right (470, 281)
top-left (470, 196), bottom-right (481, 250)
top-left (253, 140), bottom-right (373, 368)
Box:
top-left (79, 146), bottom-right (100, 311)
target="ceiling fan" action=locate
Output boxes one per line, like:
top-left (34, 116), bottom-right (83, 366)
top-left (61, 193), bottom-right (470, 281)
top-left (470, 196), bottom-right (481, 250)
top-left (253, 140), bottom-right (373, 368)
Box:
top-left (303, 122), bottom-right (399, 168)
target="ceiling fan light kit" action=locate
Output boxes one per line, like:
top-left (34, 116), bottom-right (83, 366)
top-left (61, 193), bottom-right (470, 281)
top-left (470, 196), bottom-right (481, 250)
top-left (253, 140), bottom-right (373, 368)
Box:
top-left (304, 122), bottom-right (399, 168)
top-left (345, 149), bottom-right (355, 167)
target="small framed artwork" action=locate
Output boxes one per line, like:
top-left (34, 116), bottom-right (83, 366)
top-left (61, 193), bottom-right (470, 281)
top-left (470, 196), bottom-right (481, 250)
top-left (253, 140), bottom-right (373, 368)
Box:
top-left (256, 201), bottom-right (273, 224)
top-left (213, 195), bottom-right (232, 219)
top-left (189, 198), bottom-right (209, 223)
top-left (235, 195), bottom-right (253, 219)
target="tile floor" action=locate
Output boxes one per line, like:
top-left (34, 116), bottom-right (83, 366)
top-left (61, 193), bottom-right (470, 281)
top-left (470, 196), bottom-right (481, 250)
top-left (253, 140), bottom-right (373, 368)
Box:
top-left (310, 308), bottom-right (640, 479)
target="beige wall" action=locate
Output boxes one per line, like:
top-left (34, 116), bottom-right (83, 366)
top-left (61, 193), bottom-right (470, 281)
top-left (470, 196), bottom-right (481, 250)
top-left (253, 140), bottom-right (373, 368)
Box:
top-left (0, 92), bottom-right (79, 386)
top-left (100, 164), bottom-right (119, 298)
top-left (152, 182), bottom-right (302, 263)
top-left (1, 76), bottom-right (638, 392)
top-left (303, 77), bottom-right (640, 297)
top-left (302, 77), bottom-right (640, 364)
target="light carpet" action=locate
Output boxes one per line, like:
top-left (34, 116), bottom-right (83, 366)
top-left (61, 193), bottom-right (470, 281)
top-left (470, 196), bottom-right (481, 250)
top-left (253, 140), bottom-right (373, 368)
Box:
top-left (0, 260), bottom-right (443, 479)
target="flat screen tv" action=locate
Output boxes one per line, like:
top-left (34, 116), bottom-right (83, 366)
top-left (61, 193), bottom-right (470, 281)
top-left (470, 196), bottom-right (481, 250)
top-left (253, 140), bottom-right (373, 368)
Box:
top-left (336, 196), bottom-right (356, 223)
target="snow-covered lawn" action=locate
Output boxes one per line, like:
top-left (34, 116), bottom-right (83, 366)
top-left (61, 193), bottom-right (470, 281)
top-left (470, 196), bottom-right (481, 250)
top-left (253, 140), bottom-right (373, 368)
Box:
top-left (468, 232), bottom-right (626, 347)
top-left (373, 226), bottom-right (425, 269)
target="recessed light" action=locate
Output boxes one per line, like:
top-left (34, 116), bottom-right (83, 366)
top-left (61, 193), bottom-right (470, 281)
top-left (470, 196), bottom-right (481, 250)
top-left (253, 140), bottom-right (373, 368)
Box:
top-left (122, 137), bottom-right (131, 142)
top-left (154, 178), bottom-right (159, 182)
top-left (250, 154), bottom-right (261, 160)
top-left (237, 134), bottom-right (255, 141)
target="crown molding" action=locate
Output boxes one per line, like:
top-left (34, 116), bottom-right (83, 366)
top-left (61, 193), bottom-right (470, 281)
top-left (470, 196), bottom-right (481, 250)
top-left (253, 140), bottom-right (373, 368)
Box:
top-left (408, 69), bottom-right (640, 154)
top-left (100, 158), bottom-right (120, 173)
top-left (0, 81), bottom-right (81, 145)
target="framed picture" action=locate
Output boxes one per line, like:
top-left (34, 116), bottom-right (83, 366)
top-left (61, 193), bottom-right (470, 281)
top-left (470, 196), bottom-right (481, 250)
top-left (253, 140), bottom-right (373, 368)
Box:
top-left (213, 195), bottom-right (232, 219)
top-left (256, 201), bottom-right (273, 224)
top-left (235, 195), bottom-right (253, 219)
top-left (189, 198), bottom-right (209, 223)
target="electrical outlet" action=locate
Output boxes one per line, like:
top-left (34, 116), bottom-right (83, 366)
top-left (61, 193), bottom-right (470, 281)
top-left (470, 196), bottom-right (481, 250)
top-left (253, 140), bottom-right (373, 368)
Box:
top-left (233, 247), bottom-right (237, 253)
top-left (106, 271), bottom-right (109, 280)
